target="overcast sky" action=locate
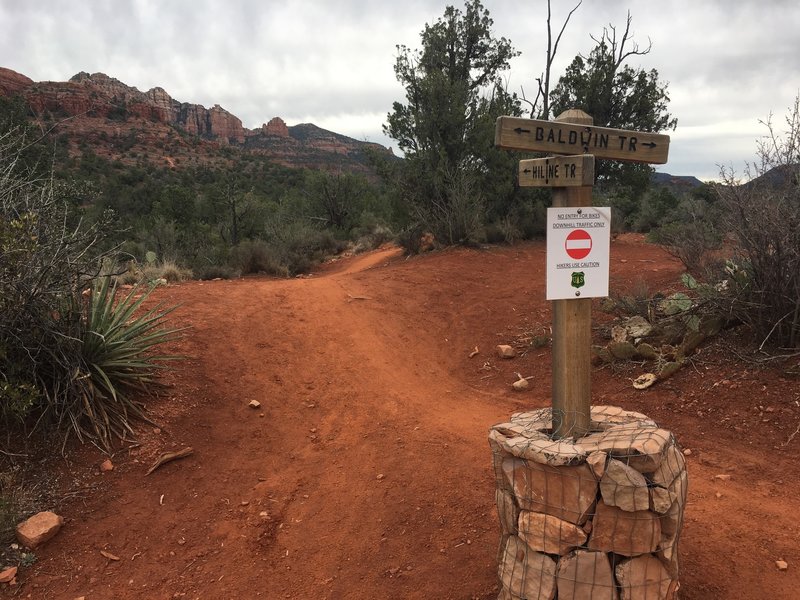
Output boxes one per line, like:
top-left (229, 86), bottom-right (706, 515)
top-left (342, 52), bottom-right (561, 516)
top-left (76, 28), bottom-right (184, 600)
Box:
top-left (2, 0), bottom-right (799, 180)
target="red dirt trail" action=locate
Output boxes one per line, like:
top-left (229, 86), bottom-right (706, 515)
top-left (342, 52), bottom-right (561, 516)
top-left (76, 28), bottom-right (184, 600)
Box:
top-left (9, 237), bottom-right (800, 599)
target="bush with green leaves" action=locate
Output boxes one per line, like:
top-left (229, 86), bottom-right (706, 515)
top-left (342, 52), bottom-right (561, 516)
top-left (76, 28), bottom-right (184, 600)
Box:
top-left (1, 124), bottom-right (182, 449)
top-left (68, 278), bottom-right (183, 447)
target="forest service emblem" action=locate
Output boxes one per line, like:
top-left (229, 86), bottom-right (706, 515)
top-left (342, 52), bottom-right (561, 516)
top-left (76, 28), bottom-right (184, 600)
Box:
top-left (571, 271), bottom-right (585, 289)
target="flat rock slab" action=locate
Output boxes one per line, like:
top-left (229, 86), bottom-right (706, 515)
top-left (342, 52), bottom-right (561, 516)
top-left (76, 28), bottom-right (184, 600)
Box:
top-left (518, 511), bottom-right (588, 555)
top-left (503, 457), bottom-right (598, 525)
top-left (16, 511), bottom-right (64, 549)
top-left (587, 502), bottom-right (661, 556)
top-left (600, 459), bottom-right (651, 512)
top-left (498, 535), bottom-right (556, 600)
top-left (489, 428), bottom-right (587, 467)
top-left (490, 405), bottom-right (661, 469)
top-left (574, 425), bottom-right (672, 473)
top-left (616, 555), bottom-right (677, 600)
top-left (0, 566), bottom-right (17, 583)
top-left (556, 550), bottom-right (618, 600)
top-left (496, 488), bottom-right (520, 536)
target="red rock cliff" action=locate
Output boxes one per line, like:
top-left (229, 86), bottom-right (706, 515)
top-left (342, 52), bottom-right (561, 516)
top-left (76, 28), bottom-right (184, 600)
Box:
top-left (0, 67), bottom-right (33, 96)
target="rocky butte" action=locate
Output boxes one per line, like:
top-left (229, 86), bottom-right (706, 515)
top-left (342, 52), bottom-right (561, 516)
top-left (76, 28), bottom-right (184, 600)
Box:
top-left (0, 67), bottom-right (393, 173)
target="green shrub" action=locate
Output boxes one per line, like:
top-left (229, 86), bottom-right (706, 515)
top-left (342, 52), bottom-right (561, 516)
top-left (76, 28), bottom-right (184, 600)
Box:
top-left (229, 240), bottom-right (283, 275)
top-left (0, 473), bottom-right (21, 543)
top-left (485, 215), bottom-right (522, 245)
top-left (654, 96), bottom-right (800, 348)
top-left (352, 223), bottom-right (394, 253)
top-left (69, 277), bottom-right (184, 447)
top-left (1, 124), bottom-right (183, 449)
top-left (262, 224), bottom-right (348, 275)
top-left (396, 223), bottom-right (429, 255)
top-left (142, 259), bottom-right (193, 283)
top-left (196, 264), bottom-right (238, 280)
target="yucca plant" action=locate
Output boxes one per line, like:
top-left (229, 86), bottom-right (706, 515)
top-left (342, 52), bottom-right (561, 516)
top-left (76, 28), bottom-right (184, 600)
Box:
top-left (67, 277), bottom-right (185, 450)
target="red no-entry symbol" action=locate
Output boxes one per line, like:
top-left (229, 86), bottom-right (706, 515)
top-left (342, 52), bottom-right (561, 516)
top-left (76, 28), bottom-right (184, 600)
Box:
top-left (565, 229), bottom-right (592, 260)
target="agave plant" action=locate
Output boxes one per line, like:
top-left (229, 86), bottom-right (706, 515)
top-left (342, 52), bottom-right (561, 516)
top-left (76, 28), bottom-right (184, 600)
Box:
top-left (68, 277), bottom-right (185, 450)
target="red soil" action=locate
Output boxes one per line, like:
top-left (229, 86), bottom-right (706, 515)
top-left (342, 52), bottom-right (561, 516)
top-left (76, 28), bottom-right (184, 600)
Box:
top-left (8, 236), bottom-right (800, 599)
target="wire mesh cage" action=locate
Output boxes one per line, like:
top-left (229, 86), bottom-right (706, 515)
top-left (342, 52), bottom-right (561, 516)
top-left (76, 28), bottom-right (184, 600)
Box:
top-left (489, 406), bottom-right (687, 599)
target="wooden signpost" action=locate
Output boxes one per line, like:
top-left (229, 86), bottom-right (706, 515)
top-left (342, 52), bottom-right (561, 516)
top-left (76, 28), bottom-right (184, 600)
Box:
top-left (496, 115), bottom-right (670, 164)
top-left (495, 109), bottom-right (670, 439)
top-left (518, 154), bottom-right (594, 187)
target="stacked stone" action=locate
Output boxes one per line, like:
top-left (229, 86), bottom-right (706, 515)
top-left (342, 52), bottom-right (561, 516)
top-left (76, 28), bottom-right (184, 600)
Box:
top-left (489, 406), bottom-right (687, 600)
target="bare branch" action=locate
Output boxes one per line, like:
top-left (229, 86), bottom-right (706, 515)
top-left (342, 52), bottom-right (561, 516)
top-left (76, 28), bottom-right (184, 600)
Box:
top-left (520, 81), bottom-right (544, 118)
top-left (538, 0), bottom-right (582, 119)
top-left (615, 12), bottom-right (652, 67)
top-left (591, 11), bottom-right (652, 69)
top-left (552, 0), bottom-right (582, 60)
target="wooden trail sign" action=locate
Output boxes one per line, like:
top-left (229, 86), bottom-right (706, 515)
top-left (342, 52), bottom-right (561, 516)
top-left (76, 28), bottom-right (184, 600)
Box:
top-left (519, 154), bottom-right (594, 187)
top-left (495, 108), bottom-right (670, 440)
top-left (495, 115), bottom-right (670, 164)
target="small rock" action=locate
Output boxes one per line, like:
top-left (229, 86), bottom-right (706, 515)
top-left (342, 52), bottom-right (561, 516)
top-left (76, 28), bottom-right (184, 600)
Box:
top-left (600, 459), bottom-right (650, 512)
top-left (497, 345), bottom-right (516, 359)
top-left (713, 474), bottom-right (731, 481)
top-left (512, 378), bottom-right (529, 391)
top-left (100, 458), bottom-right (114, 472)
top-left (16, 511), bottom-right (64, 549)
top-left (376, 474), bottom-right (386, 480)
top-left (241, 500), bottom-right (250, 506)
top-left (683, 448), bottom-right (692, 456)
top-left (0, 566), bottom-right (17, 583)
top-left (586, 451), bottom-right (608, 480)
top-left (518, 511), bottom-right (588, 555)
top-left (100, 550), bottom-right (120, 561)
top-left (248, 400), bottom-right (261, 409)
top-left (633, 373), bottom-right (657, 390)
top-left (611, 325), bottom-right (628, 343)
top-left (776, 560), bottom-right (788, 571)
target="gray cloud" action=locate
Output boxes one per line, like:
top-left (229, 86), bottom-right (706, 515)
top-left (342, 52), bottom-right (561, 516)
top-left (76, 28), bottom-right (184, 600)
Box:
top-left (2, 0), bottom-right (799, 179)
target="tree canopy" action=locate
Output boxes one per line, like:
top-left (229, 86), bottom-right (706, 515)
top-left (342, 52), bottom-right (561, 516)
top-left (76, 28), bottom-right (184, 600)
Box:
top-left (384, 0), bottom-right (523, 244)
top-left (549, 16), bottom-right (677, 199)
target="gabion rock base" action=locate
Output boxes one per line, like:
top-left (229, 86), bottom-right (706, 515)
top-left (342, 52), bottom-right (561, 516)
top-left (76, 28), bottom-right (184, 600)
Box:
top-left (489, 406), bottom-right (687, 600)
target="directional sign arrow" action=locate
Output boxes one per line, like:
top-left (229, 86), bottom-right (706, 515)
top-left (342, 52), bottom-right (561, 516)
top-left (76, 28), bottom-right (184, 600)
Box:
top-left (495, 116), bottom-right (670, 164)
top-left (518, 154), bottom-right (595, 188)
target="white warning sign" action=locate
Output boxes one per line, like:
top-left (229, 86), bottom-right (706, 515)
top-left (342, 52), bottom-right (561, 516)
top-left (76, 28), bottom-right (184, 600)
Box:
top-left (546, 207), bottom-right (611, 300)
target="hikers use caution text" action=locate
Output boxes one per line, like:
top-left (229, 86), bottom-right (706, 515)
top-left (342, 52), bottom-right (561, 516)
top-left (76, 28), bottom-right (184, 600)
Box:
top-left (546, 207), bottom-right (611, 300)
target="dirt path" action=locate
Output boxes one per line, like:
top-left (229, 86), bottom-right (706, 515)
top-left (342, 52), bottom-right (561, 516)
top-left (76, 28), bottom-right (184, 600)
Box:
top-left (11, 239), bottom-right (800, 599)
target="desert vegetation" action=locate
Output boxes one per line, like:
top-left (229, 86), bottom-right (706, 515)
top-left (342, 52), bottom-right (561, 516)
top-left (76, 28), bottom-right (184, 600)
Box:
top-left (0, 112), bottom-right (182, 450)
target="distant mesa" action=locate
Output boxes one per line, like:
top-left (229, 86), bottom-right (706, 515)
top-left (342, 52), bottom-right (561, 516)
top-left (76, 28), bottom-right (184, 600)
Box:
top-left (0, 67), bottom-right (34, 95)
top-left (262, 117), bottom-right (289, 137)
top-left (0, 66), bottom-right (399, 172)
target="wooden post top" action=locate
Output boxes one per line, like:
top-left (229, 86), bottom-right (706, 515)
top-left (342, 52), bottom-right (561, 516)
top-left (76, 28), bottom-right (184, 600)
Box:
top-left (555, 109), bottom-right (593, 126)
